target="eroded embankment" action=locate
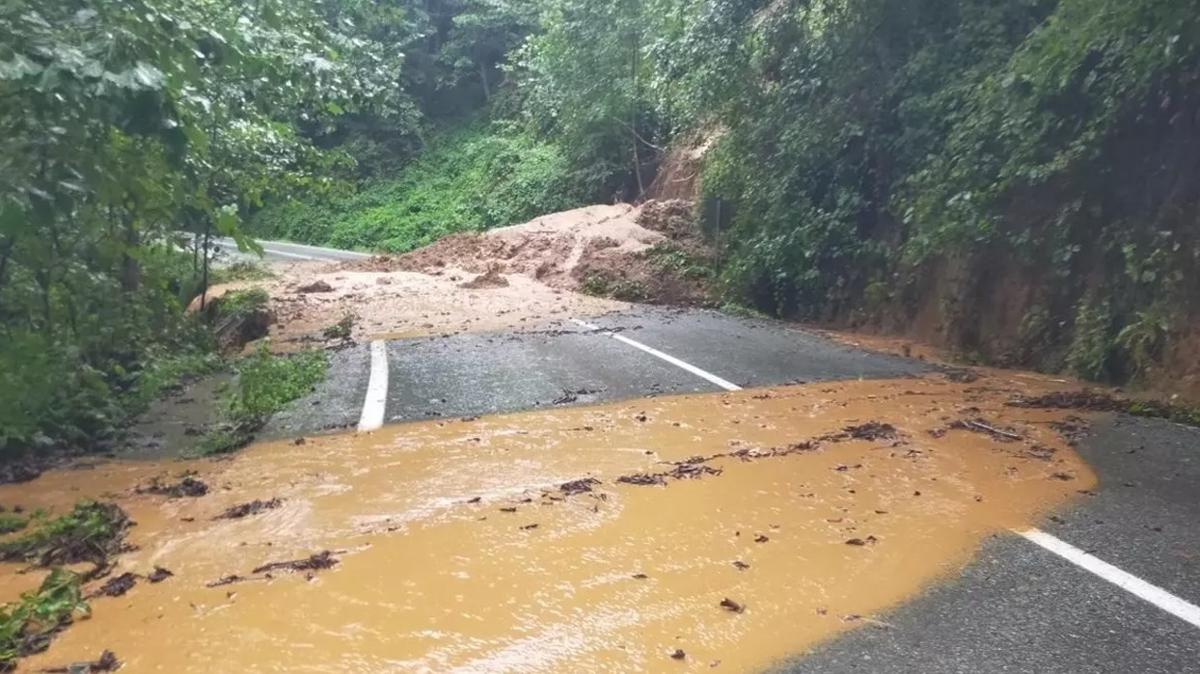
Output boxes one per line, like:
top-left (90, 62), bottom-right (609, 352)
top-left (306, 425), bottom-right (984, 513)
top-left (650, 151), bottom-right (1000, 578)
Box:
top-left (3, 376), bottom-right (1095, 673)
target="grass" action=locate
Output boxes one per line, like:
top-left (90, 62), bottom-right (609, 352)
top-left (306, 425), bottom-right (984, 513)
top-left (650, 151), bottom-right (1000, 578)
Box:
top-left (0, 568), bottom-right (89, 669)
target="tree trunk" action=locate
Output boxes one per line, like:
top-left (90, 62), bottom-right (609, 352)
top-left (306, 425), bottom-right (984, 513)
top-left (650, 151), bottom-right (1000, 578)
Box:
top-left (0, 236), bottom-right (12, 296)
top-left (120, 215), bottom-right (140, 292)
top-left (480, 62), bottom-right (492, 101)
top-left (630, 19), bottom-right (645, 198)
top-left (200, 222), bottom-right (212, 313)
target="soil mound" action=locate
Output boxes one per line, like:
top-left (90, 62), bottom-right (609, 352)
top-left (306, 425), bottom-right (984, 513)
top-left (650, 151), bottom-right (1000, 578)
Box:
top-left (344, 201), bottom-right (715, 305)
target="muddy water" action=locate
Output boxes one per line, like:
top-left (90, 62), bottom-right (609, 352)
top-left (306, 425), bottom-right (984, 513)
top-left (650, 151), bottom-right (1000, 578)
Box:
top-left (4, 377), bottom-right (1095, 673)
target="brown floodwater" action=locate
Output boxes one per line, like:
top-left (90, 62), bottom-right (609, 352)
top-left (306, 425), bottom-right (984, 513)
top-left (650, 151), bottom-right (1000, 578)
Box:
top-left (3, 376), bottom-right (1095, 673)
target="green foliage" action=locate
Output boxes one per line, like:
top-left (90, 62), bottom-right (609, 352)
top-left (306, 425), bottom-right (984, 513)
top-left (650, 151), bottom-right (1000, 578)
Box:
top-left (0, 568), bottom-right (88, 669)
top-left (580, 274), bottom-right (647, 302)
top-left (0, 0), bottom-right (402, 456)
top-left (195, 346), bottom-right (327, 455)
top-left (644, 244), bottom-right (714, 281)
top-left (0, 502), bottom-right (129, 566)
top-left (323, 314), bottom-right (356, 341)
top-left (250, 122), bottom-right (584, 252)
top-left (122, 349), bottom-right (223, 416)
top-left (1066, 296), bottom-right (1115, 381)
top-left (0, 514), bottom-right (27, 536)
top-left (216, 289), bottom-right (270, 322)
top-left (226, 346), bottom-right (328, 427)
top-left (211, 261), bottom-right (275, 285)
top-left (1116, 306), bottom-right (1172, 379)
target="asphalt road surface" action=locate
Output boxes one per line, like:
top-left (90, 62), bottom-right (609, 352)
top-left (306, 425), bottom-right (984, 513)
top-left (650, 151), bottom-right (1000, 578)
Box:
top-left (210, 236), bottom-right (372, 263)
top-left (260, 238), bottom-right (1200, 673)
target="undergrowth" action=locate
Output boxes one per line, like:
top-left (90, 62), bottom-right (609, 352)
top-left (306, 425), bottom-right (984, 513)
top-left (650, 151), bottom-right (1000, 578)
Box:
top-left (198, 346), bottom-right (328, 455)
top-left (249, 121), bottom-right (585, 253)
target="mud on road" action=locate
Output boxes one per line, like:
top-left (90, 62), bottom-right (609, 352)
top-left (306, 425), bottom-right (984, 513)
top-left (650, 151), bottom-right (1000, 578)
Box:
top-left (2, 375), bottom-right (1099, 673)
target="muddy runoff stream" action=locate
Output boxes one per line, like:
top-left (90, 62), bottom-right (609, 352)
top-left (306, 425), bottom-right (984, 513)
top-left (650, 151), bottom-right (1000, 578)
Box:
top-left (4, 376), bottom-right (1095, 672)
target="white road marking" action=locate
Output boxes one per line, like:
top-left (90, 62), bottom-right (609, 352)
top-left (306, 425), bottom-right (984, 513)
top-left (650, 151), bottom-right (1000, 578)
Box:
top-left (358, 340), bottom-right (389, 432)
top-left (570, 318), bottom-right (742, 391)
top-left (1017, 528), bottom-right (1200, 629)
top-left (210, 237), bottom-right (371, 261)
top-left (573, 314), bottom-right (1200, 631)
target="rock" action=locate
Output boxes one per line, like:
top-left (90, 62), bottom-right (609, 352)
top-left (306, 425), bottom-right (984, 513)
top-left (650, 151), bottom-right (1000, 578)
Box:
top-left (297, 280), bottom-right (335, 293)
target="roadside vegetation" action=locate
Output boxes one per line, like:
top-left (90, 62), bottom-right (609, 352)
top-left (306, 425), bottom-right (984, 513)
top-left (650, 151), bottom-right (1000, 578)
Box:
top-left (250, 123), bottom-right (585, 253)
top-left (4, 0), bottom-right (1200, 460)
top-left (199, 346), bottom-right (328, 455)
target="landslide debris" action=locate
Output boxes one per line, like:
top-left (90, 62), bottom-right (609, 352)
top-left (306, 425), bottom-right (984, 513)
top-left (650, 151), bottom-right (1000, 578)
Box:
top-left (214, 498), bottom-right (284, 520)
top-left (341, 201), bottom-right (715, 306)
top-left (40, 650), bottom-right (120, 673)
top-left (0, 502), bottom-right (131, 568)
top-left (251, 550), bottom-right (338, 576)
top-left (137, 474), bottom-right (209, 498)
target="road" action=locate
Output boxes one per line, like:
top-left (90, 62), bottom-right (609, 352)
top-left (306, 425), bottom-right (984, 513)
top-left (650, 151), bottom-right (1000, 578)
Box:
top-left (262, 239), bottom-right (1200, 673)
top-left (209, 236), bottom-right (373, 263)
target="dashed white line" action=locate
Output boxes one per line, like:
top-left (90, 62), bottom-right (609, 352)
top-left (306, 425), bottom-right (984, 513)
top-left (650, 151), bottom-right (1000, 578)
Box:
top-left (357, 340), bottom-right (389, 432)
top-left (570, 319), bottom-right (742, 392)
top-left (1017, 528), bottom-right (1200, 628)
top-left (573, 314), bottom-right (1200, 631)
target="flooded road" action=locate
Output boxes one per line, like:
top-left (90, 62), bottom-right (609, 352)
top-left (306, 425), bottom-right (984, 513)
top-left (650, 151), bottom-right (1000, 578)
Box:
top-left (1, 376), bottom-right (1096, 672)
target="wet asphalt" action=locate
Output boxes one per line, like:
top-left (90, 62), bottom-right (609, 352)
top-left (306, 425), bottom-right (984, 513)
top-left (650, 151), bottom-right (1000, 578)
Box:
top-left (776, 415), bottom-right (1200, 674)
top-left (262, 242), bottom-right (1199, 673)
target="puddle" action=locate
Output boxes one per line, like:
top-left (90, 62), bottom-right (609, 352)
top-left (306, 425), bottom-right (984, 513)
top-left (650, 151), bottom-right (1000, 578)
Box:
top-left (2, 377), bottom-right (1095, 672)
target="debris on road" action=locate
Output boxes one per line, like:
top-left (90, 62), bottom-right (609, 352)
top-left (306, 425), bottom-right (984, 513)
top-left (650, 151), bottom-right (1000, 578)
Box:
top-left (949, 418), bottom-right (1023, 442)
top-left (91, 573), bottom-right (136, 598)
top-left (147, 566), bottom-right (173, 583)
top-left (459, 265), bottom-right (510, 289)
top-left (138, 475), bottom-right (209, 498)
top-left (617, 473), bottom-right (666, 486)
top-left (214, 498), bottom-right (284, 520)
top-left (842, 422), bottom-right (897, 441)
top-left (251, 551), bottom-right (339, 576)
top-left (297, 280), bottom-right (334, 293)
top-left (559, 477), bottom-right (601, 495)
top-left (40, 650), bottom-right (120, 673)
top-left (719, 597), bottom-right (746, 613)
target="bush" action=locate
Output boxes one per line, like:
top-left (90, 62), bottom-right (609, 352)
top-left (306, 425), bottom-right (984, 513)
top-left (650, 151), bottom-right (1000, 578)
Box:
top-left (227, 346), bottom-right (328, 425)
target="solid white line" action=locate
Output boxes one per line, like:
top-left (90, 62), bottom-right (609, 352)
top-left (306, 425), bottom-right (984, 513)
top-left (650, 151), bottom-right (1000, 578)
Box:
top-left (1017, 528), bottom-right (1200, 629)
top-left (259, 247), bottom-right (320, 261)
top-left (211, 237), bottom-right (372, 261)
top-left (357, 340), bottom-right (389, 432)
top-left (210, 239), bottom-right (319, 261)
top-left (570, 318), bottom-right (742, 391)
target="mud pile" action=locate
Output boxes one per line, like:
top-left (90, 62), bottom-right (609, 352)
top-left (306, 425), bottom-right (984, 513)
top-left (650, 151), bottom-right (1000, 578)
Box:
top-left (349, 200), bottom-right (716, 305)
